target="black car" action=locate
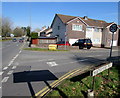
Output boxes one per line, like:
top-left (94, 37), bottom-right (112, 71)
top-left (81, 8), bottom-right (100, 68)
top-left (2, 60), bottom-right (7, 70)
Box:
top-left (12, 38), bottom-right (17, 42)
top-left (19, 39), bottom-right (24, 43)
top-left (72, 39), bottom-right (92, 49)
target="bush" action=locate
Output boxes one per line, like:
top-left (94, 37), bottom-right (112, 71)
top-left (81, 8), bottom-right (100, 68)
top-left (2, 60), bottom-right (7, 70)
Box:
top-left (31, 32), bottom-right (38, 38)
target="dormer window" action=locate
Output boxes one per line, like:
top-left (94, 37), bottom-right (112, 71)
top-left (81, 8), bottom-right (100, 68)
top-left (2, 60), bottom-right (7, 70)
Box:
top-left (83, 16), bottom-right (88, 20)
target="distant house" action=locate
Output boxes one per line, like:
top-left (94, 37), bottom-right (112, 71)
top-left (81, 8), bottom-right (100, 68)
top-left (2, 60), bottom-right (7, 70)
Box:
top-left (39, 27), bottom-right (52, 37)
top-left (51, 14), bottom-right (119, 47)
top-left (31, 27), bottom-right (55, 47)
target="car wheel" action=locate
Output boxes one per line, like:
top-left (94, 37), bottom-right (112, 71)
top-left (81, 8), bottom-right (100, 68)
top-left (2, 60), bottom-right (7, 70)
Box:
top-left (87, 47), bottom-right (91, 49)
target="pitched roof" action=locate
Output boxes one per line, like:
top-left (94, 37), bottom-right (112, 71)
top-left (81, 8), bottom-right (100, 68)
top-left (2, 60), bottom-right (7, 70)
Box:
top-left (118, 25), bottom-right (120, 28)
top-left (57, 14), bottom-right (77, 24)
top-left (56, 14), bottom-right (108, 27)
top-left (103, 22), bottom-right (114, 27)
top-left (41, 27), bottom-right (52, 33)
top-left (81, 17), bottom-right (107, 27)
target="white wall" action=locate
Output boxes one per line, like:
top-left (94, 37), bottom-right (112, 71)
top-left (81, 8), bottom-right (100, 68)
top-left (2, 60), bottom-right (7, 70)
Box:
top-left (86, 27), bottom-right (102, 45)
top-left (69, 39), bottom-right (78, 45)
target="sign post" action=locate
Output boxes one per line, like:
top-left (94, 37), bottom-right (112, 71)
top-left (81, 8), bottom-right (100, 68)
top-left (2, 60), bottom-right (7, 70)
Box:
top-left (109, 24), bottom-right (117, 79)
top-left (91, 62), bottom-right (112, 93)
top-left (109, 24), bottom-right (118, 58)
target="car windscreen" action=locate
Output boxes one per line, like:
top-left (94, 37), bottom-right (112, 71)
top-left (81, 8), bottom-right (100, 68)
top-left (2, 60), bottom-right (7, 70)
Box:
top-left (85, 39), bottom-right (92, 43)
top-left (78, 39), bottom-right (84, 43)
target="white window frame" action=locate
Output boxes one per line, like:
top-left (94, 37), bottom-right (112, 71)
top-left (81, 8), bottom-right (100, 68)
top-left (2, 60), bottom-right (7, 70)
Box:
top-left (72, 24), bottom-right (82, 31)
top-left (86, 27), bottom-right (93, 32)
top-left (94, 28), bottom-right (99, 32)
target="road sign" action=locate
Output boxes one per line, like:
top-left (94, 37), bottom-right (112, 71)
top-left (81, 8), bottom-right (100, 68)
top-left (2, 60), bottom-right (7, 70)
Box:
top-left (109, 24), bottom-right (118, 33)
top-left (91, 62), bottom-right (112, 76)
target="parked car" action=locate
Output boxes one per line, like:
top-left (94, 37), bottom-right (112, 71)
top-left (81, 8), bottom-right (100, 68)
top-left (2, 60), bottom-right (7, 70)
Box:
top-left (12, 38), bottom-right (17, 42)
top-left (72, 39), bottom-right (92, 49)
top-left (19, 38), bottom-right (23, 43)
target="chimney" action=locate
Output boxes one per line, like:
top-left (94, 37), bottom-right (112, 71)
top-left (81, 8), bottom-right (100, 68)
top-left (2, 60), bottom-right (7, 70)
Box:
top-left (83, 16), bottom-right (88, 20)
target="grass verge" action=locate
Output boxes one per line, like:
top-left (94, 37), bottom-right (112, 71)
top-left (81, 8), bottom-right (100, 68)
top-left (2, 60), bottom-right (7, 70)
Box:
top-left (46, 67), bottom-right (120, 97)
top-left (24, 48), bottom-right (68, 51)
top-left (1, 39), bottom-right (12, 41)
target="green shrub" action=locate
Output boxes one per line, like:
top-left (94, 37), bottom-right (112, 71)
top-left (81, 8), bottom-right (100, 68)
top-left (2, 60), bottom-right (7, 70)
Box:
top-left (31, 32), bottom-right (38, 38)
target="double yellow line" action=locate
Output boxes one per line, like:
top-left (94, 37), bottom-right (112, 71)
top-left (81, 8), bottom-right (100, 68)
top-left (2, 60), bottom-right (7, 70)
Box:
top-left (35, 66), bottom-right (91, 97)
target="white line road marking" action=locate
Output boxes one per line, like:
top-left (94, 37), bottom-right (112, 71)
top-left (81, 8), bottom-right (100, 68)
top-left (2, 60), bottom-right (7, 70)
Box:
top-left (8, 63), bottom-right (11, 67)
top-left (12, 66), bottom-right (17, 69)
top-left (8, 52), bottom-right (20, 67)
top-left (14, 54), bottom-right (19, 58)
top-left (3, 67), bottom-right (8, 70)
top-left (0, 87), bottom-right (1, 89)
top-left (47, 62), bottom-right (58, 67)
top-left (39, 59), bottom-right (54, 62)
top-left (7, 70), bottom-right (14, 75)
top-left (8, 60), bottom-right (14, 66)
top-left (79, 59), bottom-right (88, 62)
top-left (47, 59), bottom-right (88, 67)
top-left (19, 50), bottom-right (22, 54)
top-left (0, 72), bottom-right (3, 75)
top-left (1, 77), bottom-right (9, 83)
top-left (21, 59), bottom-right (55, 64)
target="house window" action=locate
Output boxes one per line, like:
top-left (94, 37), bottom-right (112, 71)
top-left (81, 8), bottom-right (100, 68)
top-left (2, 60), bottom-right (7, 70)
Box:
top-left (94, 28), bottom-right (102, 32)
top-left (58, 26), bottom-right (60, 30)
top-left (40, 32), bottom-right (46, 37)
top-left (72, 24), bottom-right (82, 31)
top-left (86, 27), bottom-right (92, 32)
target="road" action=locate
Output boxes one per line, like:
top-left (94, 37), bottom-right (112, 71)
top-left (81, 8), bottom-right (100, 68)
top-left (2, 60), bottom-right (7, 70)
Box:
top-left (1, 41), bottom-right (119, 97)
top-left (1, 39), bottom-right (25, 97)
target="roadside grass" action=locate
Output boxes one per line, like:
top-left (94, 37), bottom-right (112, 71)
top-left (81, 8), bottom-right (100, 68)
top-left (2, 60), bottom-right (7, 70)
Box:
top-left (46, 67), bottom-right (120, 97)
top-left (24, 48), bottom-right (68, 51)
top-left (1, 39), bottom-right (12, 41)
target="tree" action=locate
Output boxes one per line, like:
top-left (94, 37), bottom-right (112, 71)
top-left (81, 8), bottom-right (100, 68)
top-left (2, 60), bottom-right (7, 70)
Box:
top-left (34, 27), bottom-right (41, 32)
top-left (31, 32), bottom-right (38, 38)
top-left (13, 27), bottom-right (24, 37)
top-left (21, 27), bottom-right (27, 36)
top-left (2, 17), bottom-right (13, 37)
top-left (26, 26), bottom-right (31, 37)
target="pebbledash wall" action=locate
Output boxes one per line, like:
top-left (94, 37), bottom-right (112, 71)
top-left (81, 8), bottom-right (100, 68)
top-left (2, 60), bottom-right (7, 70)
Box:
top-left (66, 18), bottom-right (86, 45)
